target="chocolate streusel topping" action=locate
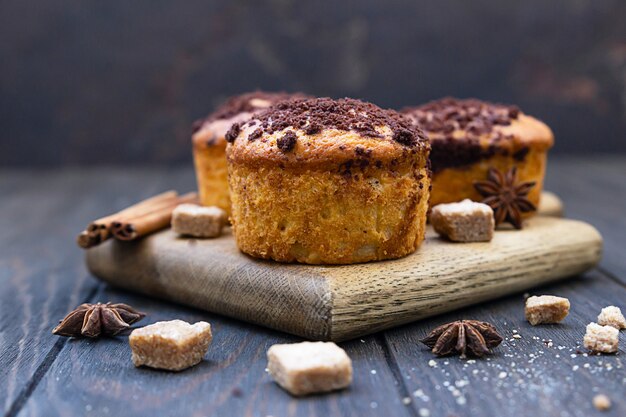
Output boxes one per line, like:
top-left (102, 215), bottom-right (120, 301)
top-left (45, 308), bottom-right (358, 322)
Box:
top-left (238, 97), bottom-right (428, 148)
top-left (402, 98), bottom-right (523, 172)
top-left (403, 97), bottom-right (520, 135)
top-left (192, 91), bottom-right (311, 133)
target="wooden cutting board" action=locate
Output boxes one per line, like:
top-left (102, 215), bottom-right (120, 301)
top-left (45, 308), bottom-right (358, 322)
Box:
top-left (86, 193), bottom-right (601, 341)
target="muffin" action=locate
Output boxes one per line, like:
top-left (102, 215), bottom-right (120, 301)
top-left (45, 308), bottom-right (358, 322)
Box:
top-left (402, 98), bottom-right (553, 211)
top-left (226, 97), bottom-right (431, 264)
top-left (192, 91), bottom-right (310, 214)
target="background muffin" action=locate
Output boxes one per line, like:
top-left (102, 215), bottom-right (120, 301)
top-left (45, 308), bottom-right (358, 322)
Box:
top-left (402, 98), bottom-right (554, 212)
top-left (226, 97), bottom-right (431, 264)
top-left (192, 91), bottom-right (310, 214)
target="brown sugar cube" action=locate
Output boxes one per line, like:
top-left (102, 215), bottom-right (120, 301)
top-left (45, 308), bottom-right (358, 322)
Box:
top-left (597, 306), bottom-right (626, 330)
top-left (430, 199), bottom-right (494, 242)
top-left (584, 323), bottom-right (619, 353)
top-left (267, 341), bottom-right (352, 396)
top-left (129, 320), bottom-right (212, 371)
top-left (171, 204), bottom-right (227, 238)
top-left (525, 295), bottom-right (570, 325)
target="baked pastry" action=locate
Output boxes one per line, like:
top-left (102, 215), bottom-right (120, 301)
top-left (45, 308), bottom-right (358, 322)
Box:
top-left (192, 91), bottom-right (309, 214)
top-left (226, 97), bottom-right (431, 264)
top-left (402, 98), bottom-right (553, 211)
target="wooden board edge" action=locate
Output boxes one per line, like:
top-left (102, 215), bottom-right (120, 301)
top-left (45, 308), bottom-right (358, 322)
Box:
top-left (538, 191), bottom-right (564, 217)
top-left (85, 236), bottom-right (335, 341)
top-left (326, 218), bottom-right (603, 341)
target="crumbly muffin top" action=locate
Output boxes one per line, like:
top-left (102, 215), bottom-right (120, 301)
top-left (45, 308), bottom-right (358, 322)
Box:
top-left (227, 97), bottom-right (428, 149)
top-left (401, 97), bottom-right (553, 172)
top-left (192, 91), bottom-right (310, 133)
top-left (402, 97), bottom-right (520, 138)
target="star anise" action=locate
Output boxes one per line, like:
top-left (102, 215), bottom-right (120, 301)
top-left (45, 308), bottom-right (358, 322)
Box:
top-left (473, 166), bottom-right (536, 229)
top-left (52, 302), bottom-right (146, 338)
top-left (420, 320), bottom-right (503, 357)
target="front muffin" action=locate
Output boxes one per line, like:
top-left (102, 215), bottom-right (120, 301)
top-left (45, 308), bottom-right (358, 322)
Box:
top-left (402, 98), bottom-right (553, 212)
top-left (226, 97), bottom-right (431, 264)
top-left (192, 91), bottom-right (309, 214)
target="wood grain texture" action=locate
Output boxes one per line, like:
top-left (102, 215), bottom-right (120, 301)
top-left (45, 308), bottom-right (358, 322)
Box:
top-left (20, 286), bottom-right (413, 417)
top-left (1, 161), bottom-right (624, 417)
top-left (0, 169), bottom-right (187, 416)
top-left (381, 269), bottom-right (626, 417)
top-left (86, 216), bottom-right (602, 341)
top-left (0, 172), bottom-right (102, 415)
top-left (545, 156), bottom-right (626, 283)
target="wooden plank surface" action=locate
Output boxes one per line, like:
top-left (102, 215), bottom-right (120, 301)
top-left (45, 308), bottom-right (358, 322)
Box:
top-left (19, 286), bottom-right (412, 417)
top-left (0, 172), bottom-right (100, 415)
top-left (0, 169), bottom-right (183, 416)
top-left (85, 216), bottom-right (602, 341)
top-left (544, 156), bottom-right (626, 282)
top-left (1, 158), bottom-right (625, 417)
top-left (382, 269), bottom-right (626, 417)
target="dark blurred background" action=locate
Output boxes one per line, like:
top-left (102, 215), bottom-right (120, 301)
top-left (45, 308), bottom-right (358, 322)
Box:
top-left (1, 0), bottom-right (625, 167)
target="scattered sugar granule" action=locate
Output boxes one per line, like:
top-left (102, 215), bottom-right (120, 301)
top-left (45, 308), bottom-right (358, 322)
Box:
top-left (402, 397), bottom-right (412, 405)
top-left (525, 295), bottom-right (570, 325)
top-left (597, 306), bottom-right (626, 330)
top-left (498, 372), bottom-right (508, 379)
top-left (266, 341), bottom-right (352, 396)
top-left (593, 394), bottom-right (612, 411)
top-left (428, 360), bottom-right (437, 367)
top-left (583, 323), bottom-right (619, 354)
top-left (419, 408), bottom-right (431, 417)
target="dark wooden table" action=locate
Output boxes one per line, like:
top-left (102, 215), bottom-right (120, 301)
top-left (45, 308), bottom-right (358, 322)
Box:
top-left (2, 157), bottom-right (625, 417)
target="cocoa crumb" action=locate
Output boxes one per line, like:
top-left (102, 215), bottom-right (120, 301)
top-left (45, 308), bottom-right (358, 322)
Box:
top-left (276, 131), bottom-right (297, 152)
top-left (355, 146), bottom-right (372, 157)
top-left (247, 128), bottom-right (263, 142)
top-left (225, 123), bottom-right (240, 143)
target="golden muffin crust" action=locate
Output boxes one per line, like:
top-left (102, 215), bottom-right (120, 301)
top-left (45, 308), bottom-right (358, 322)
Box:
top-left (192, 91), bottom-right (310, 213)
top-left (226, 97), bottom-right (431, 264)
top-left (402, 98), bottom-right (553, 212)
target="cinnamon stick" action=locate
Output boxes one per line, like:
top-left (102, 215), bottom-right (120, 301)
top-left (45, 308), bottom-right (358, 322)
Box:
top-left (111, 192), bottom-right (198, 241)
top-left (87, 190), bottom-right (178, 241)
top-left (77, 231), bottom-right (101, 249)
top-left (77, 190), bottom-right (181, 249)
